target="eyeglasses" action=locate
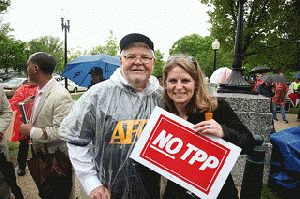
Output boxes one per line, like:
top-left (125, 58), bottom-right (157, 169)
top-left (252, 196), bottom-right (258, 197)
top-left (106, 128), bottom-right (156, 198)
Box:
top-left (167, 55), bottom-right (198, 70)
top-left (123, 55), bottom-right (153, 64)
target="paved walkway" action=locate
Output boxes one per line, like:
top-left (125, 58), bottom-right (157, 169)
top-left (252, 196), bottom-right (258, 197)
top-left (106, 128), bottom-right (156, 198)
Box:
top-left (273, 112), bottom-right (299, 132)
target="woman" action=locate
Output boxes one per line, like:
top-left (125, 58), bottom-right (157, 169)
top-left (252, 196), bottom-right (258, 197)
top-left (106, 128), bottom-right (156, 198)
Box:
top-left (162, 55), bottom-right (255, 199)
top-left (9, 76), bottom-right (37, 176)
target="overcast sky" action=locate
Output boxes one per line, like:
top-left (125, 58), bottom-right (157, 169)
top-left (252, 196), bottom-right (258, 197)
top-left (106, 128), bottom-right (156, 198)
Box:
top-left (2, 0), bottom-right (212, 59)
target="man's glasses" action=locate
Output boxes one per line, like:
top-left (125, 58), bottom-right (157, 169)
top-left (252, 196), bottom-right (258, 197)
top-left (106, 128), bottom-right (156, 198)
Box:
top-left (123, 55), bottom-right (153, 64)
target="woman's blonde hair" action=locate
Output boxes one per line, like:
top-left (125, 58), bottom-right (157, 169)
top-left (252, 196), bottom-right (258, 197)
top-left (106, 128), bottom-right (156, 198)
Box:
top-left (163, 54), bottom-right (218, 115)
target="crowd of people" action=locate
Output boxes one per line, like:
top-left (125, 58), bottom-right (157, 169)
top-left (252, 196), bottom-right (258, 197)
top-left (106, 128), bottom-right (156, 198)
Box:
top-left (256, 72), bottom-right (300, 124)
top-left (0, 32), bottom-right (296, 199)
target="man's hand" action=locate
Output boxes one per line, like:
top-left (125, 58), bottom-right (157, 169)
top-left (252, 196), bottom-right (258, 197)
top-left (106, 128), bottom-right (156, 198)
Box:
top-left (20, 123), bottom-right (33, 137)
top-left (0, 131), bottom-right (3, 142)
top-left (17, 95), bottom-right (35, 108)
top-left (89, 185), bottom-right (111, 199)
top-left (23, 95), bottom-right (35, 105)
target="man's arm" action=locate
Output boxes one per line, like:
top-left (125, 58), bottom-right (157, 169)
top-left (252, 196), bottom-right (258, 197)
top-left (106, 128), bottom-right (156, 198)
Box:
top-left (0, 86), bottom-right (13, 134)
top-left (67, 143), bottom-right (110, 197)
top-left (59, 91), bottom-right (110, 198)
top-left (29, 90), bottom-right (73, 142)
top-left (0, 86), bottom-right (13, 157)
top-left (59, 91), bottom-right (110, 197)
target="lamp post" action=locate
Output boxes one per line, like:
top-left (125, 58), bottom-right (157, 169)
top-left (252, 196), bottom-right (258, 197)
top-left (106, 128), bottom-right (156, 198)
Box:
top-left (61, 17), bottom-right (70, 90)
top-left (218, 0), bottom-right (253, 93)
top-left (212, 38), bottom-right (220, 73)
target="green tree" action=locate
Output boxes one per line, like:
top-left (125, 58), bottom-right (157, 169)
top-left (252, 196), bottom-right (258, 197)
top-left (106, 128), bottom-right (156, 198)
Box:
top-left (28, 36), bottom-right (64, 72)
top-left (0, 0), bottom-right (10, 13)
top-left (0, 19), bottom-right (28, 72)
top-left (0, 37), bottom-right (27, 72)
top-left (0, 21), bottom-right (12, 38)
top-left (152, 49), bottom-right (165, 77)
top-left (68, 46), bottom-right (89, 63)
top-left (169, 34), bottom-right (232, 77)
top-left (90, 30), bottom-right (119, 56)
top-left (0, 22), bottom-right (12, 71)
top-left (200, 0), bottom-right (299, 76)
top-left (0, 1), bottom-right (28, 73)
top-left (9, 39), bottom-right (27, 72)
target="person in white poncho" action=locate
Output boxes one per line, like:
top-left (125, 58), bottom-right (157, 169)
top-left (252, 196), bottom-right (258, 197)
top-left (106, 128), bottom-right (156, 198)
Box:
top-left (59, 33), bottom-right (164, 199)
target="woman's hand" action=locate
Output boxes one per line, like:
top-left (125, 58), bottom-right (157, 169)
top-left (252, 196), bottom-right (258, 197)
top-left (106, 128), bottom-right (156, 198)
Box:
top-left (193, 119), bottom-right (225, 138)
top-left (18, 95), bottom-right (35, 106)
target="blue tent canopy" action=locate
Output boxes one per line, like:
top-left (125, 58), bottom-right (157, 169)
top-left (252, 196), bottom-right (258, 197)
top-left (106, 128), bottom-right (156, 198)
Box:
top-left (269, 126), bottom-right (300, 196)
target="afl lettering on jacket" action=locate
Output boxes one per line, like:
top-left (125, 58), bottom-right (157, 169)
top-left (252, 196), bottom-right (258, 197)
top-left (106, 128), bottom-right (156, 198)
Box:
top-left (110, 119), bottom-right (148, 144)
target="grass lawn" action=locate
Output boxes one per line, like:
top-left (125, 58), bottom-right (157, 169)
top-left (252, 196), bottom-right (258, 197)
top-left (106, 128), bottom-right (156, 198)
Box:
top-left (289, 108), bottom-right (299, 114)
top-left (72, 93), bottom-right (84, 100)
top-left (8, 141), bottom-right (19, 164)
top-left (8, 141), bottom-right (32, 165)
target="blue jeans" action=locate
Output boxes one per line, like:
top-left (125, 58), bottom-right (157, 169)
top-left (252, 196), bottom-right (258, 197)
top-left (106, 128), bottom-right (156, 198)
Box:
top-left (272, 103), bottom-right (287, 120)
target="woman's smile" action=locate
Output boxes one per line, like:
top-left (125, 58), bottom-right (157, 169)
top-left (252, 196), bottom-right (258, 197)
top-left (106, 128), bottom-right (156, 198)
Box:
top-left (166, 66), bottom-right (195, 106)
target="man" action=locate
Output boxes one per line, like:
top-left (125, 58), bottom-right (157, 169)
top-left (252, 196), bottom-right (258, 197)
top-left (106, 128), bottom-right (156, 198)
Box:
top-left (271, 71), bottom-right (289, 123)
top-left (88, 67), bottom-right (106, 89)
top-left (59, 33), bottom-right (164, 198)
top-left (20, 52), bottom-right (74, 198)
top-left (0, 86), bottom-right (15, 198)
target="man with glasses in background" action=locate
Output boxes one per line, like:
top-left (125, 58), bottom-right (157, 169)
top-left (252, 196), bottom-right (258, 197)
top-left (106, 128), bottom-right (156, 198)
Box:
top-left (59, 33), bottom-right (164, 199)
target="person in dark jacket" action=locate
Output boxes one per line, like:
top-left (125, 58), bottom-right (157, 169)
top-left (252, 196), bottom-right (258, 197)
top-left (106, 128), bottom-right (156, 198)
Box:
top-left (256, 82), bottom-right (275, 113)
top-left (256, 82), bottom-right (275, 98)
top-left (87, 67), bottom-right (105, 89)
top-left (162, 54), bottom-right (255, 199)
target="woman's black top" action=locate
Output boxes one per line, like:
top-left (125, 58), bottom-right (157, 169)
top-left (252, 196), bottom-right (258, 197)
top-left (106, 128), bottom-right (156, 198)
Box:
top-left (163, 97), bottom-right (255, 199)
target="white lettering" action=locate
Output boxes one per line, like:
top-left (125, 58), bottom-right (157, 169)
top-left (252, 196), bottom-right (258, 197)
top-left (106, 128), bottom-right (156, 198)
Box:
top-left (151, 130), bottom-right (220, 170)
top-left (152, 130), bottom-right (173, 149)
top-left (199, 156), bottom-right (219, 170)
top-left (180, 143), bottom-right (198, 160)
top-left (165, 138), bottom-right (183, 154)
top-left (188, 149), bottom-right (208, 165)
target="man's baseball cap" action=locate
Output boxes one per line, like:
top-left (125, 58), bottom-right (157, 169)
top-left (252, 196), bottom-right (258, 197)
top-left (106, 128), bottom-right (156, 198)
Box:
top-left (89, 67), bottom-right (103, 75)
top-left (120, 33), bottom-right (154, 52)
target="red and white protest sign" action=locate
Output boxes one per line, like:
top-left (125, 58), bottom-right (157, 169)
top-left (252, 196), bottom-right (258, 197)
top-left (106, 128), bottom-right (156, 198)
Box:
top-left (130, 106), bottom-right (241, 199)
